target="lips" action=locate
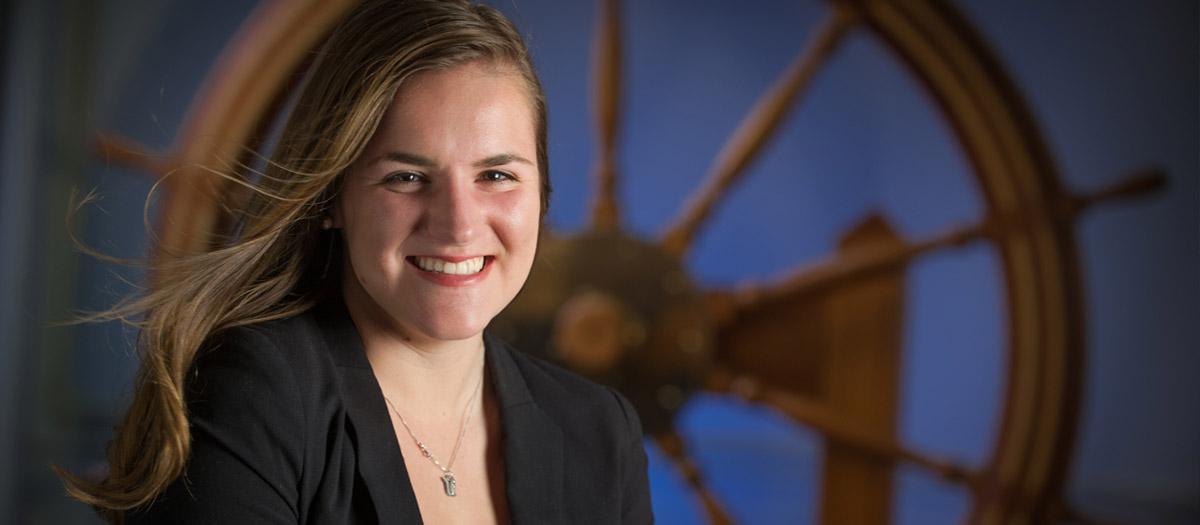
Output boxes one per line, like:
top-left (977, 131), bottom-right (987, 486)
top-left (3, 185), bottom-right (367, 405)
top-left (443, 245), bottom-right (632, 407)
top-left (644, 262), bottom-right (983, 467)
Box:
top-left (405, 255), bottom-right (494, 286)
top-left (411, 255), bottom-right (485, 275)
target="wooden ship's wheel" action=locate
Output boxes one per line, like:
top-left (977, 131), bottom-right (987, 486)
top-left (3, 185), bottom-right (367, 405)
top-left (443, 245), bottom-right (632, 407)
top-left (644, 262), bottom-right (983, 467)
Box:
top-left (96, 0), bottom-right (1164, 523)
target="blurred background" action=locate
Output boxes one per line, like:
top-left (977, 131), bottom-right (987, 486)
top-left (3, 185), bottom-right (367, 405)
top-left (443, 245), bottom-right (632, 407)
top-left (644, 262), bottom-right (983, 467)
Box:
top-left (0, 0), bottom-right (1195, 523)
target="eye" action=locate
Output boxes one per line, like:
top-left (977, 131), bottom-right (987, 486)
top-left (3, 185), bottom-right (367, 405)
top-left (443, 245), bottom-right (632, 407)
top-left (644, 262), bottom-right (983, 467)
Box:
top-left (481, 170), bottom-right (517, 183)
top-left (382, 171), bottom-right (425, 186)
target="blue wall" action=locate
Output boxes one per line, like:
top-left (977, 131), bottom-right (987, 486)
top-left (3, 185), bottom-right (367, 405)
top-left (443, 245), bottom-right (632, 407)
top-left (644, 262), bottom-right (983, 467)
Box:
top-left (0, 0), bottom-right (1194, 523)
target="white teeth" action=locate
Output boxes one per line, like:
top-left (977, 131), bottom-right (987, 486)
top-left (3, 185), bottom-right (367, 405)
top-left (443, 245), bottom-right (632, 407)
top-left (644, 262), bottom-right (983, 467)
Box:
top-left (414, 256), bottom-right (485, 275)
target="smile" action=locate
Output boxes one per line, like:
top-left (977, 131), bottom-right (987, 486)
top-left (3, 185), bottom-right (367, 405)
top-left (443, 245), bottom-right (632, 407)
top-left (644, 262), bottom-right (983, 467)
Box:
top-left (407, 255), bottom-right (489, 276)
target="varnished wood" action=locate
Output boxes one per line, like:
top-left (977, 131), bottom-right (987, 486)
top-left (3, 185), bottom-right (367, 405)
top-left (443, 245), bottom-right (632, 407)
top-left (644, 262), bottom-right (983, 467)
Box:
top-left (709, 219), bottom-right (985, 330)
top-left (653, 432), bottom-right (734, 525)
top-left (150, 0), bottom-right (355, 265)
top-left (660, 5), bottom-right (857, 257)
top-left (815, 216), bottom-right (903, 525)
top-left (589, 0), bottom-right (623, 231)
top-left (707, 367), bottom-right (978, 488)
top-left (860, 1), bottom-right (1085, 521)
top-left (93, 134), bottom-right (173, 176)
top-left (711, 166), bottom-right (1166, 333)
top-left (1062, 167), bottom-right (1167, 216)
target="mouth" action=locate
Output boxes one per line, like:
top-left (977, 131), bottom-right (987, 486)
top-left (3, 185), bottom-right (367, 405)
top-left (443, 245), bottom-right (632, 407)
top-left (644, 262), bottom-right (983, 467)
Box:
top-left (406, 255), bottom-right (492, 276)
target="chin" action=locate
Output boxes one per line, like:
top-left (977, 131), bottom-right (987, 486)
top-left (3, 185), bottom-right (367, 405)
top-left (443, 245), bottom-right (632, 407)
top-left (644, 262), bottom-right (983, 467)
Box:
top-left (407, 313), bottom-right (492, 343)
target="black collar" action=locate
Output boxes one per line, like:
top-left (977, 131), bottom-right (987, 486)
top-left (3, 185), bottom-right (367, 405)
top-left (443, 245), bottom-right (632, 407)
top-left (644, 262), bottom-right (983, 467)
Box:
top-left (313, 299), bottom-right (564, 523)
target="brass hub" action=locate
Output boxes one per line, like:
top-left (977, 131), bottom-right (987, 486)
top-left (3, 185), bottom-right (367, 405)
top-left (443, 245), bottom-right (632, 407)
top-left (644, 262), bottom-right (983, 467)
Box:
top-left (491, 230), bottom-right (714, 433)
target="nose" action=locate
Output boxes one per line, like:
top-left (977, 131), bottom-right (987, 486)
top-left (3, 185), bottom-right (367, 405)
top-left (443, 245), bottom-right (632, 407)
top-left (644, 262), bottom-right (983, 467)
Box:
top-left (424, 177), bottom-right (479, 245)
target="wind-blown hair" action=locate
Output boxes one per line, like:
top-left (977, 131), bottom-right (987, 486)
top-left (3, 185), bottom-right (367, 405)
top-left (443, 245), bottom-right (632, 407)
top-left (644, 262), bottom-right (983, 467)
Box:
top-left (57, 1), bottom-right (549, 521)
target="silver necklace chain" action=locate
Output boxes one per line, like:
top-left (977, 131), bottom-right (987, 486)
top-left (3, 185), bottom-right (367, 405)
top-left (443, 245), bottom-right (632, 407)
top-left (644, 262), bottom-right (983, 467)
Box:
top-left (383, 369), bottom-right (484, 498)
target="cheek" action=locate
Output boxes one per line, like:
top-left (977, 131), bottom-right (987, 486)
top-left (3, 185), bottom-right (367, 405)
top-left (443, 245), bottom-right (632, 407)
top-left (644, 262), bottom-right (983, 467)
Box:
top-left (345, 196), bottom-right (417, 262)
top-left (493, 189), bottom-right (542, 246)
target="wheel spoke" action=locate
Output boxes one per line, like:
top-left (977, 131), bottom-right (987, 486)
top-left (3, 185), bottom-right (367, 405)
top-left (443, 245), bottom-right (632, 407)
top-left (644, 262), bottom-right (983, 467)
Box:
top-left (653, 430), bottom-right (736, 525)
top-left (588, 0), bottom-right (624, 231)
top-left (709, 216), bottom-right (987, 329)
top-left (706, 367), bottom-right (980, 488)
top-left (1057, 505), bottom-right (1126, 525)
top-left (708, 166), bottom-right (1167, 326)
top-left (660, 5), bottom-right (857, 257)
top-left (93, 133), bottom-right (174, 176)
top-left (1061, 166), bottom-right (1167, 216)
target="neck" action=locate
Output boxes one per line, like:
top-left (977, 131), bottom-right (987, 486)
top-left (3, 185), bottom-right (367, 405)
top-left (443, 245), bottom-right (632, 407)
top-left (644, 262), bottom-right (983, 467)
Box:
top-left (367, 332), bottom-right (485, 410)
top-left (340, 280), bottom-right (487, 414)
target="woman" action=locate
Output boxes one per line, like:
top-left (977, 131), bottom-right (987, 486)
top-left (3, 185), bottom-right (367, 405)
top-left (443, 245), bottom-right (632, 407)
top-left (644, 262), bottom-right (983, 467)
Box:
top-left (60, 1), bottom-right (653, 523)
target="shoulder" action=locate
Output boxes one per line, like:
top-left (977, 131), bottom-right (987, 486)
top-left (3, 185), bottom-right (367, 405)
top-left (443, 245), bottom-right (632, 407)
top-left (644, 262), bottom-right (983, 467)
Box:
top-left (187, 308), bottom-right (340, 424)
top-left (181, 309), bottom-right (340, 463)
top-left (189, 314), bottom-right (311, 402)
top-left (487, 336), bottom-right (653, 521)
top-left (130, 313), bottom-right (329, 521)
top-left (196, 308), bottom-right (335, 384)
top-left (490, 335), bottom-right (642, 442)
top-left (202, 310), bottom-right (328, 367)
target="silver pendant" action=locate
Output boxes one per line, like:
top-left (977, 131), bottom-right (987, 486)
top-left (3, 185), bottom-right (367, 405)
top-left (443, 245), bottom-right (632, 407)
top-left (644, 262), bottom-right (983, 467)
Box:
top-left (441, 472), bottom-right (457, 497)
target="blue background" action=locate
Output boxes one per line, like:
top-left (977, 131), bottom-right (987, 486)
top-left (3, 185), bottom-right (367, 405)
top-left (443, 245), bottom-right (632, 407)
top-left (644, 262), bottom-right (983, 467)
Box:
top-left (0, 0), bottom-right (1194, 523)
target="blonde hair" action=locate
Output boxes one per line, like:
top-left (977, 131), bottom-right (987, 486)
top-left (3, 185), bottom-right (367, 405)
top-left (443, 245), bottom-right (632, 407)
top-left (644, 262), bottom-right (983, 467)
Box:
top-left (57, 1), bottom-right (549, 521)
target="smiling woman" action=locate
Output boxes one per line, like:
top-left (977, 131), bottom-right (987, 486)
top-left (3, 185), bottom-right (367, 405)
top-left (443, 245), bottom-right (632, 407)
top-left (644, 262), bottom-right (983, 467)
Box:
top-left (337, 63), bottom-right (543, 345)
top-left (56, 1), bottom-right (652, 523)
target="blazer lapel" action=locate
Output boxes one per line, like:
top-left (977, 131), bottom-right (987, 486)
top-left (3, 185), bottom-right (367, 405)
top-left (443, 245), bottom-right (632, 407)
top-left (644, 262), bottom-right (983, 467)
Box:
top-left (485, 333), bottom-right (565, 523)
top-left (313, 299), bottom-right (565, 524)
top-left (315, 300), bottom-right (423, 525)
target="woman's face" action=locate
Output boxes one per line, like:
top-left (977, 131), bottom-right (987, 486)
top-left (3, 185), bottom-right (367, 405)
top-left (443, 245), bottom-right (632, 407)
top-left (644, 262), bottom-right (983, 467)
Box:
top-left (335, 62), bottom-right (541, 343)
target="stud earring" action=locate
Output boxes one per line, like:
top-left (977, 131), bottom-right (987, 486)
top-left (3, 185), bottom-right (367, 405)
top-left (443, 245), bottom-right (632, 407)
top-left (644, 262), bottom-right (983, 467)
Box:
top-left (320, 216), bottom-right (334, 230)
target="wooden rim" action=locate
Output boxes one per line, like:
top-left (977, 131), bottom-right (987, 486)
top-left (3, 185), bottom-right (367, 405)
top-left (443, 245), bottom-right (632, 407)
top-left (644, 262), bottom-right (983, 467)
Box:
top-left (862, 0), bottom-right (1082, 522)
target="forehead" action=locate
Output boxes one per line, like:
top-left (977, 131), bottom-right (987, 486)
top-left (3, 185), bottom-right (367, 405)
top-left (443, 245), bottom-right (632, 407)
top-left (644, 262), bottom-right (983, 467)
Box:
top-left (364, 62), bottom-right (536, 156)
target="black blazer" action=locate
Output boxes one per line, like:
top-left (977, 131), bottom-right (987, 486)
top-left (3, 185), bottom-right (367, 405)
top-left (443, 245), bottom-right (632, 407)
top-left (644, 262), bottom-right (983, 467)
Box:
top-left (128, 299), bottom-right (653, 524)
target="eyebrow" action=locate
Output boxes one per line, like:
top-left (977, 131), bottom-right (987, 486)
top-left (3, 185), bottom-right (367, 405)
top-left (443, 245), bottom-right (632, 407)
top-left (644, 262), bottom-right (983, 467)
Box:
top-left (474, 153), bottom-right (534, 168)
top-left (377, 152), bottom-right (436, 167)
top-left (373, 151), bottom-right (534, 169)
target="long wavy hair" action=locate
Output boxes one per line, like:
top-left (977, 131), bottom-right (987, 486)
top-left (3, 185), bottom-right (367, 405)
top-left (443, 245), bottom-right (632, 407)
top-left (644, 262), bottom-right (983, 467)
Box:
top-left (56, 1), bottom-right (549, 521)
